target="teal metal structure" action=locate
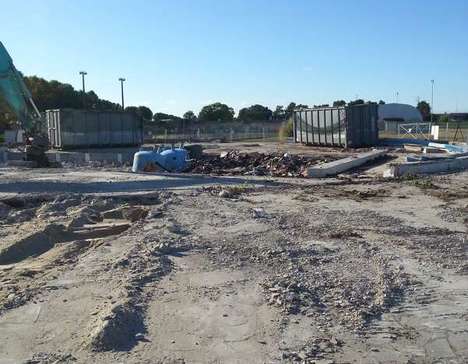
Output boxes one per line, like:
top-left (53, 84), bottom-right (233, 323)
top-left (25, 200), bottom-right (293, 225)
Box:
top-left (0, 41), bottom-right (42, 131)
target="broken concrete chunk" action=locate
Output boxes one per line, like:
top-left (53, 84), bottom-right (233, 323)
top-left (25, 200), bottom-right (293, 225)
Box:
top-left (305, 149), bottom-right (387, 178)
top-left (0, 202), bottom-right (11, 219)
top-left (253, 208), bottom-right (267, 218)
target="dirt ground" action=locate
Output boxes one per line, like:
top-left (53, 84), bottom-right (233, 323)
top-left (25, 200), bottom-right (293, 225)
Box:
top-left (0, 146), bottom-right (467, 363)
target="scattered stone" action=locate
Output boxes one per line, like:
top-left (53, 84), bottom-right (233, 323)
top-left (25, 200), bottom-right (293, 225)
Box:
top-left (253, 208), bottom-right (267, 218)
top-left (218, 189), bottom-right (232, 198)
top-left (135, 332), bottom-right (145, 341)
top-left (0, 202), bottom-right (11, 219)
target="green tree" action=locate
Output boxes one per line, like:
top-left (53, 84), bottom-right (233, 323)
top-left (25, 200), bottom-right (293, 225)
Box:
top-left (137, 106), bottom-right (153, 121)
top-left (272, 105), bottom-right (285, 120)
top-left (1, 74), bottom-right (122, 130)
top-left (23, 76), bottom-right (120, 111)
top-left (348, 99), bottom-right (365, 106)
top-left (183, 110), bottom-right (197, 121)
top-left (333, 100), bottom-right (346, 107)
top-left (238, 104), bottom-right (273, 121)
top-left (417, 101), bottom-right (431, 121)
top-left (125, 106), bottom-right (139, 115)
top-left (438, 114), bottom-right (449, 124)
top-left (378, 100), bottom-right (386, 105)
top-left (198, 102), bottom-right (234, 122)
top-left (124, 106), bottom-right (152, 120)
top-left (285, 102), bottom-right (296, 117)
top-left (153, 112), bottom-right (182, 122)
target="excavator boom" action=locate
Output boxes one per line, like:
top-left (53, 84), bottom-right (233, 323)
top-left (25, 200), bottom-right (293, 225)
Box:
top-left (0, 41), bottom-right (49, 166)
top-left (0, 41), bottom-right (42, 131)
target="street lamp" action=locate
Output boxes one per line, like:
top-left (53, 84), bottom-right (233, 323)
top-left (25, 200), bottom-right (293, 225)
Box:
top-left (118, 78), bottom-right (126, 110)
top-left (430, 79), bottom-right (434, 124)
top-left (79, 71), bottom-right (87, 109)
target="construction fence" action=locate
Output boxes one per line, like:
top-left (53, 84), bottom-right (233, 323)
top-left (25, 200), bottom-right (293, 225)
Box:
top-left (379, 120), bottom-right (468, 143)
top-left (144, 120), bottom-right (286, 143)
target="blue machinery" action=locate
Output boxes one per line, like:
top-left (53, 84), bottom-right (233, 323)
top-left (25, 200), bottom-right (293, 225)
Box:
top-left (132, 145), bottom-right (189, 173)
top-left (0, 42), bottom-right (42, 131)
top-left (0, 41), bottom-right (49, 165)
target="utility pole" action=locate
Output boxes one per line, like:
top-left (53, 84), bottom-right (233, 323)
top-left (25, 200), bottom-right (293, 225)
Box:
top-left (79, 71), bottom-right (87, 109)
top-left (431, 79), bottom-right (434, 124)
top-left (396, 91), bottom-right (399, 103)
top-left (118, 78), bottom-right (126, 110)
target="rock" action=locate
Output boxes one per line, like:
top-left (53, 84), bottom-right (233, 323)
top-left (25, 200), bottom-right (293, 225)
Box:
top-left (148, 208), bottom-right (163, 219)
top-left (218, 190), bottom-right (232, 198)
top-left (0, 202), bottom-right (11, 219)
top-left (253, 208), bottom-right (266, 218)
top-left (135, 332), bottom-right (145, 341)
top-left (122, 207), bottom-right (148, 222)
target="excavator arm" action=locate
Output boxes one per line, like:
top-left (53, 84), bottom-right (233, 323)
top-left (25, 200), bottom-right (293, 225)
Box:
top-left (0, 41), bottom-right (42, 132)
top-left (0, 41), bottom-right (49, 166)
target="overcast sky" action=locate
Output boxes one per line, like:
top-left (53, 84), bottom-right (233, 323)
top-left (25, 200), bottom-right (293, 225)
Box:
top-left (2, 0), bottom-right (467, 115)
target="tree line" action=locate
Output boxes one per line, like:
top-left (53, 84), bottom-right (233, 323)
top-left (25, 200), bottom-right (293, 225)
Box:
top-left (0, 74), bottom-right (436, 129)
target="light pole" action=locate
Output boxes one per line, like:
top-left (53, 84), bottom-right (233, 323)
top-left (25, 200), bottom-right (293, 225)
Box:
top-left (430, 79), bottom-right (434, 125)
top-left (79, 71), bottom-right (87, 109)
top-left (118, 78), bottom-right (126, 110)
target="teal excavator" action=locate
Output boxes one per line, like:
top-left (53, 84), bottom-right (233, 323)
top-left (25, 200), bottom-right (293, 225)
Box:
top-left (0, 41), bottom-right (49, 166)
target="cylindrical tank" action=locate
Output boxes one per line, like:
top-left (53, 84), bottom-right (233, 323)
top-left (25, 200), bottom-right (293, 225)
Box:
top-left (132, 147), bottom-right (188, 173)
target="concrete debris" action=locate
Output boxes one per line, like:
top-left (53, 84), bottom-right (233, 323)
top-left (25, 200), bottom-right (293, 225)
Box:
top-left (22, 352), bottom-right (77, 364)
top-left (385, 155), bottom-right (468, 177)
top-left (282, 336), bottom-right (343, 363)
top-left (0, 202), bottom-right (11, 219)
top-left (428, 142), bottom-right (468, 154)
top-left (135, 332), bottom-right (146, 341)
top-left (218, 189), bottom-right (232, 198)
top-left (189, 150), bottom-right (340, 177)
top-left (0, 141), bottom-right (467, 363)
top-left (304, 149), bottom-right (388, 178)
top-left (252, 207), bottom-right (267, 218)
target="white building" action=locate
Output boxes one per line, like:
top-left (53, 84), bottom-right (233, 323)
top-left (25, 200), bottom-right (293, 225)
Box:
top-left (378, 103), bottom-right (423, 133)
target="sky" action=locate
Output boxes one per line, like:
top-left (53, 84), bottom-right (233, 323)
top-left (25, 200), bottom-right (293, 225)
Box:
top-left (1, 0), bottom-right (467, 116)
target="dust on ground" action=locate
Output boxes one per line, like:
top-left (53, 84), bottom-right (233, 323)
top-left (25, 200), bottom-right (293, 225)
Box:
top-left (0, 147), bottom-right (467, 363)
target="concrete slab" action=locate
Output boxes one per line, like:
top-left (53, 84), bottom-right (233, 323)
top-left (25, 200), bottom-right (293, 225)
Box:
top-left (305, 149), bottom-right (388, 178)
top-left (384, 156), bottom-right (468, 177)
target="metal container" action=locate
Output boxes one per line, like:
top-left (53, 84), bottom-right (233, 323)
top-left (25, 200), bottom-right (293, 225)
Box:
top-left (293, 104), bottom-right (378, 147)
top-left (46, 109), bottom-right (143, 149)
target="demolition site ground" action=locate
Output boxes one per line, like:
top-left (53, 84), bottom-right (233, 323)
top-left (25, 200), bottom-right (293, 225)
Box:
top-left (0, 143), bottom-right (467, 364)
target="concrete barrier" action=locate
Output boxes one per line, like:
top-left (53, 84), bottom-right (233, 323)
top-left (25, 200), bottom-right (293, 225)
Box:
top-left (305, 149), bottom-right (388, 178)
top-left (0, 149), bottom-right (136, 166)
top-left (384, 156), bottom-right (468, 177)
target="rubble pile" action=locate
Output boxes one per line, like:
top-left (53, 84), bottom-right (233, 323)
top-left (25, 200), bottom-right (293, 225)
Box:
top-left (281, 336), bottom-right (343, 363)
top-left (189, 150), bottom-right (340, 177)
top-left (209, 233), bottom-right (409, 330)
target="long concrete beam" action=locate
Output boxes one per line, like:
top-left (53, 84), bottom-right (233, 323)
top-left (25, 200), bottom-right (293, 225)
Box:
top-left (384, 156), bottom-right (468, 177)
top-left (305, 149), bottom-right (388, 178)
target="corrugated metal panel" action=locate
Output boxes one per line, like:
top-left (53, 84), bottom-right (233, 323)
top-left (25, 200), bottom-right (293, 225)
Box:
top-left (294, 104), bottom-right (378, 147)
top-left (294, 107), bottom-right (346, 147)
top-left (345, 104), bottom-right (378, 147)
top-left (46, 109), bottom-right (143, 149)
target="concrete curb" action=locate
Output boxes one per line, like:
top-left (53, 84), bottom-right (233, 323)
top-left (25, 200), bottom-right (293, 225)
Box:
top-left (384, 156), bottom-right (468, 177)
top-left (305, 149), bottom-right (388, 178)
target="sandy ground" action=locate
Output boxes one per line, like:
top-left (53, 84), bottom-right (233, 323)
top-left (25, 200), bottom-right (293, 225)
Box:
top-left (0, 155), bottom-right (467, 363)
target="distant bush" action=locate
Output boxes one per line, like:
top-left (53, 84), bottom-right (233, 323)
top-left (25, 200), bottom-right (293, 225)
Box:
top-left (438, 115), bottom-right (449, 124)
top-left (278, 118), bottom-right (294, 141)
